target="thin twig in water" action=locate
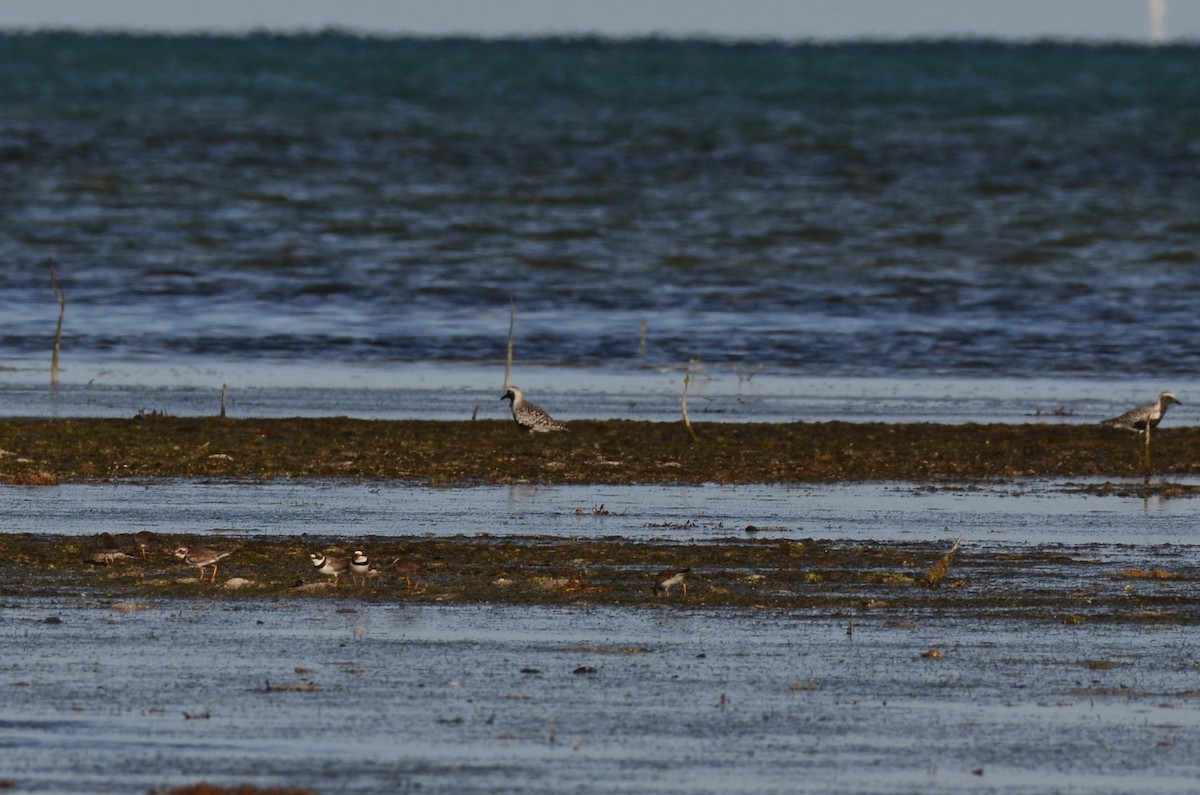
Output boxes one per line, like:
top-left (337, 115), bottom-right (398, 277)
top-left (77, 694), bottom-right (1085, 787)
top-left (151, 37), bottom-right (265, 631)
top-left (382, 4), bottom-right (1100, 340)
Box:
top-left (681, 375), bottom-right (698, 443)
top-left (46, 258), bottom-right (66, 386)
top-left (504, 295), bottom-right (516, 389)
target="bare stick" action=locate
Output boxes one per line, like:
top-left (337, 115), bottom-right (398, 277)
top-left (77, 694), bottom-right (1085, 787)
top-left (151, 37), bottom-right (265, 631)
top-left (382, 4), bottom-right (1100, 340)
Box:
top-left (681, 375), bottom-right (698, 443)
top-left (46, 258), bottom-right (66, 387)
top-left (918, 535), bottom-right (963, 588)
top-left (504, 295), bottom-right (515, 389)
top-left (220, 381), bottom-right (228, 418)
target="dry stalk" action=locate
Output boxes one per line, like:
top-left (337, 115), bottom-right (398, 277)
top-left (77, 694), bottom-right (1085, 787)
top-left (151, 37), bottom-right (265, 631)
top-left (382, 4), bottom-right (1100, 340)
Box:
top-left (46, 258), bottom-right (66, 386)
top-left (504, 295), bottom-right (515, 389)
top-left (681, 375), bottom-right (698, 442)
top-left (918, 535), bottom-right (963, 588)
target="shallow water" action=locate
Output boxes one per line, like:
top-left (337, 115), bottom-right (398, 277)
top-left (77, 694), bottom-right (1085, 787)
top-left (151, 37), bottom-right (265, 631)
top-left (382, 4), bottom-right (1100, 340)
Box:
top-left (3, 478), bottom-right (1198, 546)
top-left (3, 36), bottom-right (1200, 385)
top-left (4, 600), bottom-right (1200, 794)
top-left (4, 477), bottom-right (1200, 791)
top-left (2, 361), bottom-right (1197, 427)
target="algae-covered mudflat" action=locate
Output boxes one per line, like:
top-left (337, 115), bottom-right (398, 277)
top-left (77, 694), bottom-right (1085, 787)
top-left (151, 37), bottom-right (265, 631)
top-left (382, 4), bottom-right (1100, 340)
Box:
top-left (4, 418), bottom-right (1200, 794)
top-left (3, 417), bottom-right (1199, 484)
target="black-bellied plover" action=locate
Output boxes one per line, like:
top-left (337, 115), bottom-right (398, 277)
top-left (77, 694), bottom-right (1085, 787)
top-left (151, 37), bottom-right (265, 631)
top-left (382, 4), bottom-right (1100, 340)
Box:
top-left (1101, 391), bottom-right (1181, 433)
top-left (1101, 391), bottom-right (1181, 469)
top-left (309, 551), bottom-right (348, 585)
top-left (653, 567), bottom-right (691, 597)
top-left (350, 549), bottom-right (371, 586)
top-left (501, 385), bottom-right (568, 432)
top-left (174, 546), bottom-right (234, 583)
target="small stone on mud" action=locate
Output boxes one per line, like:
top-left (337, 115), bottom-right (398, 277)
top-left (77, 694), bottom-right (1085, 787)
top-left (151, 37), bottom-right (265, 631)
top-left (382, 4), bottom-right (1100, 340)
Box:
top-left (222, 577), bottom-right (254, 590)
top-left (42, 616), bottom-right (62, 625)
top-left (921, 648), bottom-right (943, 659)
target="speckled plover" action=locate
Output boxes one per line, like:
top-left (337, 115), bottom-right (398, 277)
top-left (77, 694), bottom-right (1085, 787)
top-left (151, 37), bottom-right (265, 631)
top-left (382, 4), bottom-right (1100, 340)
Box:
top-left (1101, 391), bottom-right (1181, 433)
top-left (501, 386), bottom-right (568, 433)
top-left (653, 567), bottom-right (691, 597)
top-left (174, 546), bottom-right (234, 583)
top-left (310, 552), bottom-right (348, 585)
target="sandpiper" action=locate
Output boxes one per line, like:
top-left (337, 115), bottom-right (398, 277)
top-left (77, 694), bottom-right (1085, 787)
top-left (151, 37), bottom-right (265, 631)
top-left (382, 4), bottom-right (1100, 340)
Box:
top-left (134, 530), bottom-right (159, 560)
top-left (501, 385), bottom-right (568, 433)
top-left (653, 567), bottom-right (691, 597)
top-left (310, 552), bottom-right (348, 585)
top-left (174, 546), bottom-right (233, 584)
top-left (391, 556), bottom-right (426, 589)
top-left (349, 550), bottom-right (371, 586)
top-left (1101, 391), bottom-right (1181, 433)
top-left (89, 532), bottom-right (132, 565)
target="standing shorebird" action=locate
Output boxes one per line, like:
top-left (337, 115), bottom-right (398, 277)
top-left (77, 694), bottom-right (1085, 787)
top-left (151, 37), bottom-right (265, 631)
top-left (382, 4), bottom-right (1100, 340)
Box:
top-left (90, 532), bottom-right (132, 565)
top-left (653, 567), bottom-right (691, 597)
top-left (501, 386), bottom-right (568, 433)
top-left (1101, 391), bottom-right (1181, 470)
top-left (174, 546), bottom-right (234, 584)
top-left (309, 552), bottom-right (348, 585)
top-left (134, 530), bottom-right (159, 560)
top-left (391, 555), bottom-right (426, 590)
top-left (349, 550), bottom-right (371, 586)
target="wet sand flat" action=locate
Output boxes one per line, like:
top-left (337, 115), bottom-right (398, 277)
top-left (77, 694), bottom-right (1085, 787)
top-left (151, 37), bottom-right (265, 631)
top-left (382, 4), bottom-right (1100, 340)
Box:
top-left (4, 600), bottom-right (1200, 794)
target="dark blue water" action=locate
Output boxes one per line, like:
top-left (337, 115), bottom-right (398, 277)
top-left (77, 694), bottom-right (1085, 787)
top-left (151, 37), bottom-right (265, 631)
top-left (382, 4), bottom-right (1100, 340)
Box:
top-left (1, 34), bottom-right (1199, 399)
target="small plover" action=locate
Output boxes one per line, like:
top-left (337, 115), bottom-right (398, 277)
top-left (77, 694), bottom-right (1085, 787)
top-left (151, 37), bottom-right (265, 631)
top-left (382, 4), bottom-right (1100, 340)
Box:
top-left (391, 556), bottom-right (426, 589)
top-left (310, 552), bottom-right (348, 585)
top-left (653, 567), bottom-right (691, 597)
top-left (349, 549), bottom-right (371, 586)
top-left (174, 546), bottom-right (234, 584)
top-left (501, 385), bottom-right (568, 433)
top-left (1101, 391), bottom-right (1181, 433)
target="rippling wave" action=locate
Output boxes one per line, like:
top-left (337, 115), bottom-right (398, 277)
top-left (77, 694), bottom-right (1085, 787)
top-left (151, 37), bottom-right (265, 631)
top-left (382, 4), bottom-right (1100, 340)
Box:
top-left (2, 34), bottom-right (1198, 378)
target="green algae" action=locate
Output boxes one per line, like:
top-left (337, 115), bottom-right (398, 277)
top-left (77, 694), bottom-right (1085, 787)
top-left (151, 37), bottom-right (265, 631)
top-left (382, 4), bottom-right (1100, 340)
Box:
top-left (3, 532), bottom-right (1197, 624)
top-left (2, 417), bottom-right (1198, 484)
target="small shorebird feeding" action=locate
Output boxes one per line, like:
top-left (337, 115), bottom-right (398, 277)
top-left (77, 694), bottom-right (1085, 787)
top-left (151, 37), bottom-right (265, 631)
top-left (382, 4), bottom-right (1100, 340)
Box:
top-left (174, 546), bottom-right (233, 584)
top-left (391, 556), bottom-right (426, 589)
top-left (349, 549), bottom-right (371, 586)
top-left (134, 530), bottom-right (159, 560)
top-left (653, 567), bottom-right (691, 597)
top-left (89, 532), bottom-right (131, 565)
top-left (310, 552), bottom-right (348, 585)
top-left (501, 386), bottom-right (568, 433)
top-left (1101, 391), bottom-right (1181, 433)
